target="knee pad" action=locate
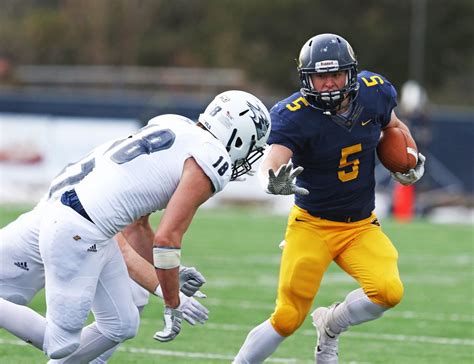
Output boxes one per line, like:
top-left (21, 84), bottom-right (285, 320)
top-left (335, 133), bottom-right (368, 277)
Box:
top-left (99, 305), bottom-right (140, 342)
top-left (48, 289), bottom-right (93, 332)
top-left (44, 321), bottom-right (81, 359)
top-left (369, 276), bottom-right (404, 308)
top-left (271, 304), bottom-right (303, 337)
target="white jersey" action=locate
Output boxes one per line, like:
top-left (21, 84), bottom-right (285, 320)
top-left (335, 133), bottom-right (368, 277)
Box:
top-left (42, 140), bottom-right (118, 204)
top-left (75, 115), bottom-right (231, 237)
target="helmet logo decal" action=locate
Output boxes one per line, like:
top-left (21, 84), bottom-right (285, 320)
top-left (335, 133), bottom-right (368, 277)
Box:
top-left (247, 101), bottom-right (269, 140)
top-left (315, 60), bottom-right (339, 72)
top-left (347, 43), bottom-right (356, 61)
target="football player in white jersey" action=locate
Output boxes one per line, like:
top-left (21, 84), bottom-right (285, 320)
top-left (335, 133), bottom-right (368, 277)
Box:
top-left (1, 90), bottom-right (271, 362)
top-left (0, 140), bottom-right (210, 363)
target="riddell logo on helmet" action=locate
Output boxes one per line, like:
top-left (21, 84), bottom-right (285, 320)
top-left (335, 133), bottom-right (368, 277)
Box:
top-left (315, 60), bottom-right (339, 71)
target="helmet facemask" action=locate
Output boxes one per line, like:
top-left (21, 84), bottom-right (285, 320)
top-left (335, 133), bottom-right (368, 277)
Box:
top-left (300, 67), bottom-right (359, 114)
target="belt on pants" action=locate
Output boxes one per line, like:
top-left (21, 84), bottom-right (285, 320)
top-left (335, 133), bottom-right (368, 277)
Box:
top-left (307, 210), bottom-right (371, 223)
top-left (61, 189), bottom-right (94, 224)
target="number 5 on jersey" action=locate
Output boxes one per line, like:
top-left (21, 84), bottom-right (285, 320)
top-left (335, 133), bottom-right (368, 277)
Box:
top-left (338, 144), bottom-right (362, 182)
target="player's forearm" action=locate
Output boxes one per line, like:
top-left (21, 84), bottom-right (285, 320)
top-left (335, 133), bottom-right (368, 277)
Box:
top-left (116, 233), bottom-right (159, 293)
top-left (155, 267), bottom-right (180, 308)
top-left (122, 215), bottom-right (154, 264)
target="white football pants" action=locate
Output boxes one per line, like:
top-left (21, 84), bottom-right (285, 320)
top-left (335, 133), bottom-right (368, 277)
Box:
top-left (39, 202), bottom-right (139, 359)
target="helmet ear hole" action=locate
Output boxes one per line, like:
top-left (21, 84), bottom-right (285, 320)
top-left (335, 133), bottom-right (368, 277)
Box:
top-left (235, 137), bottom-right (243, 148)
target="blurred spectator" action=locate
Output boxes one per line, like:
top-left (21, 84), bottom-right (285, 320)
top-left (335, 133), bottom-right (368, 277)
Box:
top-left (0, 53), bottom-right (17, 85)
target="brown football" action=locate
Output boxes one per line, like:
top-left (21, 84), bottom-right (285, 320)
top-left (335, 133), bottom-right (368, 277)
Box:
top-left (377, 127), bottom-right (418, 173)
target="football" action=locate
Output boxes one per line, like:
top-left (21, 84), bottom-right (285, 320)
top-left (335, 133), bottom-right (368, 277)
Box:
top-left (377, 127), bottom-right (418, 173)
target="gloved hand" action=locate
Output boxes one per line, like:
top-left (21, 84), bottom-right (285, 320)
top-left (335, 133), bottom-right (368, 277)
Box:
top-left (153, 292), bottom-right (209, 342)
top-left (153, 306), bottom-right (183, 342)
top-left (266, 162), bottom-right (309, 195)
top-left (179, 293), bottom-right (209, 325)
top-left (391, 153), bottom-right (426, 186)
top-left (179, 266), bottom-right (206, 297)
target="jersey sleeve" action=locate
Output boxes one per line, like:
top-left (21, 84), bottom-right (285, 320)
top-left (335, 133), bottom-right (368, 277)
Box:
top-left (188, 141), bottom-right (231, 194)
top-left (379, 79), bottom-right (398, 127)
top-left (267, 105), bottom-right (306, 154)
top-left (359, 71), bottom-right (398, 128)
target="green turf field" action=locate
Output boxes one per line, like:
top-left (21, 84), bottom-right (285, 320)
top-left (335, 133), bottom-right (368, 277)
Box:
top-left (0, 205), bottom-right (473, 363)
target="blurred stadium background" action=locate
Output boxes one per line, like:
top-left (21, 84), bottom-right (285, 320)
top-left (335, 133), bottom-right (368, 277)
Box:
top-left (0, 0), bottom-right (473, 363)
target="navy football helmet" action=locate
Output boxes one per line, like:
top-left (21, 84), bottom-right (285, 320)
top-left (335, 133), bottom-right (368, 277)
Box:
top-left (297, 33), bottom-right (359, 114)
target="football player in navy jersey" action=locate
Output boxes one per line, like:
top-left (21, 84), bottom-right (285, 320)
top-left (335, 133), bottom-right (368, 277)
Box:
top-left (233, 34), bottom-right (425, 364)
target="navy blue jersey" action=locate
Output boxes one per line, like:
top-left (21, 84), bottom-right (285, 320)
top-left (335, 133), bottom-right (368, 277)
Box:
top-left (268, 70), bottom-right (397, 219)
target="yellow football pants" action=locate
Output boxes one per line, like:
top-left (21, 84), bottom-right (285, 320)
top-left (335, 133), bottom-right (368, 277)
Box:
top-left (270, 205), bottom-right (403, 337)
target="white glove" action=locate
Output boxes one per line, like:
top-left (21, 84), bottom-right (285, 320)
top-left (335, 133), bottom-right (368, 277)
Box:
top-left (179, 266), bottom-right (206, 297)
top-left (153, 306), bottom-right (183, 342)
top-left (391, 153), bottom-right (426, 186)
top-left (266, 162), bottom-right (309, 195)
top-left (179, 293), bottom-right (209, 325)
top-left (153, 293), bottom-right (209, 342)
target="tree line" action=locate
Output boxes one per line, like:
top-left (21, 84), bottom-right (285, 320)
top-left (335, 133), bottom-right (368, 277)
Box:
top-left (0, 0), bottom-right (472, 105)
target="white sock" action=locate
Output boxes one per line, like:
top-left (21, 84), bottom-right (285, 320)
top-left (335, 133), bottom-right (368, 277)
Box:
top-left (47, 323), bottom-right (117, 364)
top-left (233, 320), bottom-right (285, 364)
top-left (329, 288), bottom-right (387, 334)
top-left (0, 297), bottom-right (46, 350)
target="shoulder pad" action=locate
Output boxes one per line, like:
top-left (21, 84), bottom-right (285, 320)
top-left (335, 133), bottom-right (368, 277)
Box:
top-left (358, 70), bottom-right (397, 97)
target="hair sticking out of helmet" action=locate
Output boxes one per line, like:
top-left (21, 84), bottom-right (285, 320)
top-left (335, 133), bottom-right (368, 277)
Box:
top-left (297, 33), bottom-right (359, 114)
top-left (198, 90), bottom-right (271, 180)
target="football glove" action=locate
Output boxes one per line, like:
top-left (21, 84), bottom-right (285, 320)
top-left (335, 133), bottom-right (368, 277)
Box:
top-left (179, 293), bottom-right (209, 325)
top-left (266, 162), bottom-right (309, 196)
top-left (179, 266), bottom-right (206, 297)
top-left (153, 293), bottom-right (209, 342)
top-left (391, 153), bottom-right (426, 186)
top-left (153, 306), bottom-right (183, 342)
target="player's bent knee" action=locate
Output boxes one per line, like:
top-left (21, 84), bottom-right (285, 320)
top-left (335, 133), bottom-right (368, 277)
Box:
top-left (99, 305), bottom-right (140, 342)
top-left (271, 304), bottom-right (304, 337)
top-left (371, 276), bottom-right (404, 308)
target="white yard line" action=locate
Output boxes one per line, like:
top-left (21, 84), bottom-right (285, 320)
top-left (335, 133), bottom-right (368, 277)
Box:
top-left (200, 323), bottom-right (474, 346)
top-left (0, 338), bottom-right (297, 363)
top-left (201, 298), bottom-right (474, 323)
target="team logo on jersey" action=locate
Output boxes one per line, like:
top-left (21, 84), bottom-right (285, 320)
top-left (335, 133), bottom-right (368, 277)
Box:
top-left (247, 101), bottom-right (270, 140)
top-left (14, 261), bottom-right (30, 271)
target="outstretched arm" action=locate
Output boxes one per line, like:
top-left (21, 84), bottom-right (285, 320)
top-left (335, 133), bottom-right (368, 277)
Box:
top-left (258, 144), bottom-right (309, 196)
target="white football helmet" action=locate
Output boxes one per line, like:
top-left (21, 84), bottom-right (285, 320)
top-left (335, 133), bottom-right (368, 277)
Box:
top-left (199, 90), bottom-right (271, 180)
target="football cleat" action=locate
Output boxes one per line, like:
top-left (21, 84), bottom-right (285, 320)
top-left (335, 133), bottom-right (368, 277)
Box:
top-left (312, 304), bottom-right (340, 364)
